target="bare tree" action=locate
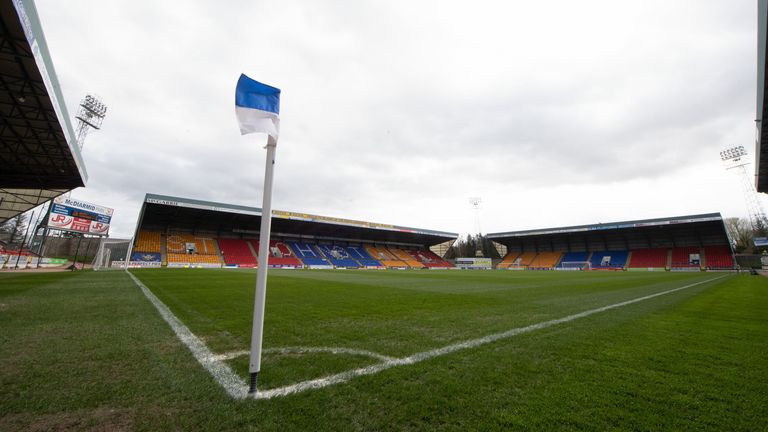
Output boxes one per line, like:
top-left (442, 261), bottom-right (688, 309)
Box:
top-left (0, 213), bottom-right (29, 245)
top-left (724, 217), bottom-right (753, 253)
top-left (447, 234), bottom-right (501, 259)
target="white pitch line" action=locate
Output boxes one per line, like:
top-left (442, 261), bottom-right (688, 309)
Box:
top-left (211, 350), bottom-right (250, 362)
top-left (213, 347), bottom-right (395, 363)
top-left (264, 346), bottom-right (397, 362)
top-left (126, 271), bottom-right (248, 399)
top-left (252, 274), bottom-right (730, 400)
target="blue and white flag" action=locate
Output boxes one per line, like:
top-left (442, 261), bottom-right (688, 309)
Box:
top-left (235, 74), bottom-right (281, 138)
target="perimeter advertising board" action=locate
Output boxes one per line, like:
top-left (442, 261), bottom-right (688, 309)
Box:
top-left (455, 257), bottom-right (492, 269)
top-left (47, 196), bottom-right (113, 236)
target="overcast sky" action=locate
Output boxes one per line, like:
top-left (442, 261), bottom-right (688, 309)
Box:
top-left (34, 0), bottom-right (764, 238)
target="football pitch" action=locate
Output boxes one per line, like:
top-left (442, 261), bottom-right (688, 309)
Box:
top-left (1, 269), bottom-right (767, 430)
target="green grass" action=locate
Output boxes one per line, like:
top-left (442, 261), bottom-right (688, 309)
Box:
top-left (1, 269), bottom-right (766, 430)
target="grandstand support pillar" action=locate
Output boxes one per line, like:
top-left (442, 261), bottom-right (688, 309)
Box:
top-left (35, 199), bottom-right (53, 268)
top-left (248, 135), bottom-right (278, 395)
top-left (14, 208), bottom-right (36, 269)
top-left (72, 234), bottom-right (83, 270)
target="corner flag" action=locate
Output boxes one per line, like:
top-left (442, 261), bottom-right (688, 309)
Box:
top-left (237, 73), bottom-right (282, 396)
top-left (235, 73), bottom-right (281, 138)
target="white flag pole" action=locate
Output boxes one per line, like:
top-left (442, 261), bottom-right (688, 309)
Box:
top-left (248, 134), bottom-right (278, 394)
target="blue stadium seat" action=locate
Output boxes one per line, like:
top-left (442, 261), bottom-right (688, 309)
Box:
top-left (316, 244), bottom-right (360, 268)
top-left (287, 242), bottom-right (331, 266)
top-left (557, 252), bottom-right (589, 268)
top-left (346, 245), bottom-right (382, 267)
top-left (589, 250), bottom-right (628, 268)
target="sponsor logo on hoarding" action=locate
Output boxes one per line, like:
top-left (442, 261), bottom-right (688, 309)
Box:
top-left (48, 197), bottom-right (113, 236)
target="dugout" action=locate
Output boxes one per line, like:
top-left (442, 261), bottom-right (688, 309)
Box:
top-left (132, 193), bottom-right (458, 256)
top-left (0, 0), bottom-right (87, 223)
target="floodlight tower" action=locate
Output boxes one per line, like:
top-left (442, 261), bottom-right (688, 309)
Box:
top-left (468, 196), bottom-right (484, 257)
top-left (720, 145), bottom-right (768, 233)
top-left (74, 94), bottom-right (107, 150)
top-left (468, 196), bottom-right (482, 235)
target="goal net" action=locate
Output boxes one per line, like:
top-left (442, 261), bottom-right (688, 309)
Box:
top-left (92, 238), bottom-right (131, 270)
top-left (558, 261), bottom-right (592, 271)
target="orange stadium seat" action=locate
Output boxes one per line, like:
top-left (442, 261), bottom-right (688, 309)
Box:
top-left (497, 252), bottom-right (520, 269)
top-left (134, 230), bottom-right (161, 253)
top-left (528, 251), bottom-right (562, 269)
top-left (388, 247), bottom-right (425, 268)
top-left (511, 252), bottom-right (537, 269)
top-left (166, 231), bottom-right (222, 266)
top-left (365, 245), bottom-right (407, 268)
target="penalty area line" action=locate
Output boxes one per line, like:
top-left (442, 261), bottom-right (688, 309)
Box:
top-left (253, 274), bottom-right (730, 400)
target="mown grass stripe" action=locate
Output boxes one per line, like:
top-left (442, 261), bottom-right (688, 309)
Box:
top-left (254, 274), bottom-right (729, 400)
top-left (129, 269), bottom-right (729, 400)
top-left (126, 271), bottom-right (248, 399)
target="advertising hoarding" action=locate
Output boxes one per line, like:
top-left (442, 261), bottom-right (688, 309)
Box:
top-left (47, 196), bottom-right (113, 236)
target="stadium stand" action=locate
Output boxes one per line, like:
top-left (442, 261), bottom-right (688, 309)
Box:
top-left (626, 248), bottom-right (668, 269)
top-left (703, 245), bottom-right (735, 269)
top-left (589, 250), bottom-right (629, 269)
top-left (528, 251), bottom-right (562, 269)
top-left (286, 241), bottom-right (332, 267)
top-left (496, 252), bottom-right (520, 269)
top-left (134, 230), bottom-right (161, 253)
top-left (346, 245), bottom-right (383, 267)
top-left (409, 249), bottom-right (453, 268)
top-left (217, 238), bottom-right (258, 267)
top-left (557, 251), bottom-right (590, 267)
top-left (316, 244), bottom-right (360, 268)
top-left (253, 240), bottom-right (303, 267)
top-left (366, 245), bottom-right (408, 268)
top-left (670, 246), bottom-right (702, 268)
top-left (389, 247), bottom-right (425, 269)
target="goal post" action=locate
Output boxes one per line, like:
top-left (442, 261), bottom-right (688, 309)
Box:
top-left (92, 238), bottom-right (132, 270)
top-left (557, 261), bottom-right (592, 271)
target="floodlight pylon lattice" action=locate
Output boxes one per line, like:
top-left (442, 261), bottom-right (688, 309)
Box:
top-left (74, 94), bottom-right (107, 150)
top-left (720, 145), bottom-right (768, 234)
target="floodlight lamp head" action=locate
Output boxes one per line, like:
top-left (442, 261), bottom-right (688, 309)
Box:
top-left (719, 145), bottom-right (747, 162)
top-left (719, 145), bottom-right (750, 170)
